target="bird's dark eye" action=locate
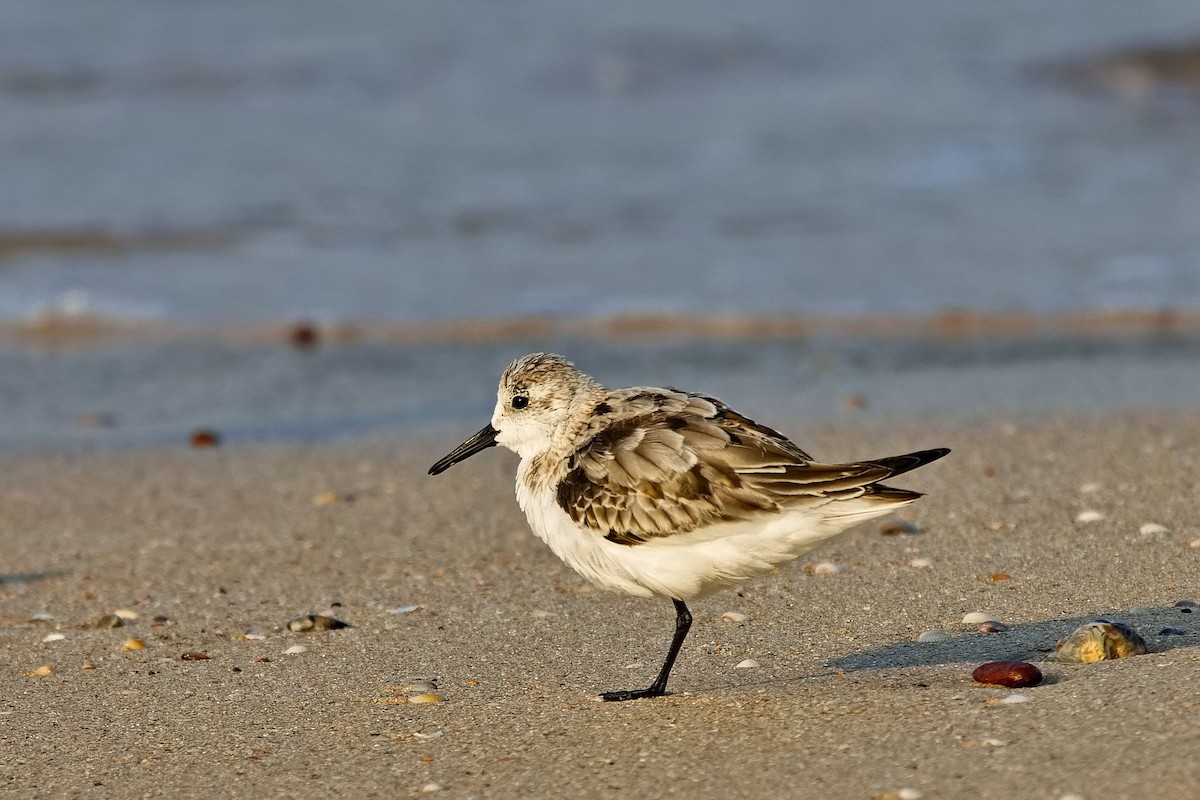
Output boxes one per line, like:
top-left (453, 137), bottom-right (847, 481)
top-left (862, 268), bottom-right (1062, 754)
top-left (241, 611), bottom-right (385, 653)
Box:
top-left (511, 395), bottom-right (529, 410)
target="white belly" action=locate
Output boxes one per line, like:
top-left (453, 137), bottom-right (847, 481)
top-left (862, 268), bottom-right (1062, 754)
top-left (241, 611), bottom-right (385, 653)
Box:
top-left (515, 474), bottom-right (893, 600)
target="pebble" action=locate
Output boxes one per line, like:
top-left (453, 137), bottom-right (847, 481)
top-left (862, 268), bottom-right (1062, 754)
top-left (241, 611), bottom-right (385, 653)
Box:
top-left (121, 638), bottom-right (146, 651)
top-left (917, 629), bottom-right (951, 643)
top-left (972, 661), bottom-right (1042, 688)
top-left (243, 628), bottom-right (268, 641)
top-left (989, 573), bottom-right (1011, 581)
top-left (811, 561), bottom-right (843, 576)
top-left (1075, 510), bottom-right (1105, 523)
top-left (94, 614), bottom-right (125, 629)
top-left (873, 790), bottom-right (922, 800)
top-left (284, 645), bottom-right (307, 655)
top-left (1173, 599), bottom-right (1198, 609)
top-left (25, 664), bottom-right (55, 677)
top-left (1053, 621), bottom-right (1149, 662)
top-left (420, 783), bottom-right (446, 793)
top-left (909, 558), bottom-right (933, 569)
top-left (1138, 523), bottom-right (1172, 536)
top-left (997, 693), bottom-right (1032, 704)
top-left (1159, 627), bottom-right (1186, 636)
top-left (734, 659), bottom-right (760, 669)
top-left (189, 427), bottom-right (220, 448)
top-left (113, 608), bottom-right (139, 621)
top-left (878, 518), bottom-right (921, 536)
top-left (181, 651), bottom-right (211, 661)
top-left (962, 612), bottom-right (1001, 625)
top-left (977, 621), bottom-right (1009, 633)
top-left (720, 611), bottom-right (749, 624)
top-left (41, 633), bottom-right (66, 643)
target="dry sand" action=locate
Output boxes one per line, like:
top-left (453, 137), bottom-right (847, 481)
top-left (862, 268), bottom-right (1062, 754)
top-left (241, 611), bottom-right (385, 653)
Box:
top-left (2, 411), bottom-right (1198, 799)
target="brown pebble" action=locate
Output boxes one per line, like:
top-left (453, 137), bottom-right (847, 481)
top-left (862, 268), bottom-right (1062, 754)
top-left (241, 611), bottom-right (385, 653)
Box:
top-left (288, 322), bottom-right (319, 349)
top-left (989, 573), bottom-right (1012, 582)
top-left (971, 660), bottom-right (1042, 688)
top-left (81, 663), bottom-right (95, 670)
top-left (977, 621), bottom-right (1009, 633)
top-left (189, 428), bottom-right (220, 448)
top-left (181, 651), bottom-right (211, 661)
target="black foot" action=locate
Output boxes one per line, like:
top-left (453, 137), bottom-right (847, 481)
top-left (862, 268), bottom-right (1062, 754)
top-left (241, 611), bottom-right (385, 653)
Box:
top-left (600, 687), bottom-right (668, 702)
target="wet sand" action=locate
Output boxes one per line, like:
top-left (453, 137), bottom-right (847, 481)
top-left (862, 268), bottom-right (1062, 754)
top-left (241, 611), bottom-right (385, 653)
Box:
top-left (2, 411), bottom-right (1198, 798)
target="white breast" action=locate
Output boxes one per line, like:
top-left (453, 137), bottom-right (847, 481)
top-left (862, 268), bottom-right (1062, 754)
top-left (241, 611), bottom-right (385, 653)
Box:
top-left (515, 461), bottom-right (890, 601)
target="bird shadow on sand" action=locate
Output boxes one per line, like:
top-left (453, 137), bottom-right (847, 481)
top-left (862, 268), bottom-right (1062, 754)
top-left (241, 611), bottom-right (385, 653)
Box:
top-left (827, 605), bottom-right (1197, 673)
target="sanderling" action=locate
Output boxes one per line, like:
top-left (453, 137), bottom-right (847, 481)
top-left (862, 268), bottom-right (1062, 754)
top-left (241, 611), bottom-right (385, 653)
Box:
top-left (429, 353), bottom-right (949, 701)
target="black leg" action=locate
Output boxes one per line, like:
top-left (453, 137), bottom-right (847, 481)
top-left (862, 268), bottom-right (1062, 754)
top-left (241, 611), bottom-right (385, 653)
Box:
top-left (601, 599), bottom-right (692, 702)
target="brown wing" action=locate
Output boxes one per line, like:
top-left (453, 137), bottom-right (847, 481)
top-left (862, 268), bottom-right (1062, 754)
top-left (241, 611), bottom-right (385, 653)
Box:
top-left (555, 390), bottom-right (948, 544)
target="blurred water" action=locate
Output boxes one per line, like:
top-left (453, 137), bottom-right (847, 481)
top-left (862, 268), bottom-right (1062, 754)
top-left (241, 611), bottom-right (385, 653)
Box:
top-left (3, 0), bottom-right (1200, 324)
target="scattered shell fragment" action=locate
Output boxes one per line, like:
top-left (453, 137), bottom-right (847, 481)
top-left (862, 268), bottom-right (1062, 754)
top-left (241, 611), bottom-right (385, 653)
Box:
top-left (1138, 523), bottom-right (1172, 536)
top-left (420, 783), bottom-right (446, 793)
top-left (1159, 627), bottom-right (1185, 636)
top-left (412, 730), bottom-right (444, 740)
top-left (41, 633), bottom-right (66, 643)
top-left (811, 561), bottom-right (843, 576)
top-left (312, 491), bottom-right (342, 507)
top-left (918, 629), bottom-right (951, 643)
top-left (720, 611), bottom-right (749, 624)
top-left (390, 605), bottom-right (422, 614)
top-left (29, 612), bottom-right (56, 625)
top-left (997, 693), bottom-right (1031, 704)
top-left (243, 628), bottom-right (268, 641)
top-left (287, 614), bottom-right (351, 632)
top-left (1053, 621), bottom-right (1149, 663)
top-left (734, 659), bottom-right (760, 669)
top-left (873, 790), bottom-right (922, 800)
top-left (81, 663), bottom-right (95, 670)
top-left (972, 660), bottom-right (1043, 688)
top-left (962, 612), bottom-right (1001, 625)
top-left (181, 651), bottom-right (211, 661)
top-left (909, 557), bottom-right (933, 569)
top-left (94, 614), bottom-right (125, 629)
top-left (878, 518), bottom-right (921, 536)
top-left (1190, 538), bottom-right (1200, 549)
top-left (284, 645), bottom-right (307, 655)
top-left (407, 693), bottom-right (444, 704)
top-left (121, 638), bottom-right (146, 651)
top-left (113, 608), bottom-right (139, 621)
top-left (1075, 510), bottom-right (1104, 523)
top-left (25, 664), bottom-right (55, 677)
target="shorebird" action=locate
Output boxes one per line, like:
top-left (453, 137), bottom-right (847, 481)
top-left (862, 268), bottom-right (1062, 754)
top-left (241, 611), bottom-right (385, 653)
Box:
top-left (429, 353), bottom-right (949, 701)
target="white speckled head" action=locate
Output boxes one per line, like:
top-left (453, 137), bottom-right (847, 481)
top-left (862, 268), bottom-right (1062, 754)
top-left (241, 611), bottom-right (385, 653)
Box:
top-left (491, 353), bottom-right (604, 459)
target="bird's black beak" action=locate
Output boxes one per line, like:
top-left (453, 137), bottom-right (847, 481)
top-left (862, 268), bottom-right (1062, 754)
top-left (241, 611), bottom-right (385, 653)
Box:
top-left (428, 424), bottom-right (499, 475)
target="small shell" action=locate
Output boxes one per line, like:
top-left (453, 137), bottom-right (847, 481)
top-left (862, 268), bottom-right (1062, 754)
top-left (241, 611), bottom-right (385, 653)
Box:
top-left (811, 561), bottom-right (843, 576)
top-left (734, 659), bottom-right (760, 669)
top-left (113, 609), bottom-right (139, 621)
top-left (909, 557), bottom-right (933, 569)
top-left (997, 693), bottom-right (1032, 704)
top-left (284, 645), bottom-right (307, 655)
top-left (977, 621), bottom-right (1009, 633)
top-left (94, 614), bottom-right (125, 629)
top-left (917, 629), bottom-right (952, 643)
top-left (962, 612), bottom-right (1001, 625)
top-left (1075, 510), bottom-right (1105, 524)
top-left (1052, 621), bottom-right (1149, 662)
top-left (25, 664), bottom-right (55, 677)
top-left (1138, 523), bottom-right (1172, 536)
top-left (972, 660), bottom-right (1042, 688)
top-left (41, 633), bottom-right (66, 643)
top-left (407, 693), bottom-right (444, 704)
top-left (121, 638), bottom-right (146, 651)
top-left (720, 612), bottom-right (748, 624)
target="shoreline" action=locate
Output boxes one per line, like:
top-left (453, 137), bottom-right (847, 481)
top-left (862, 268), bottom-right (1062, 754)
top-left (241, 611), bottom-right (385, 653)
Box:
top-left (2, 410), bottom-right (1197, 798)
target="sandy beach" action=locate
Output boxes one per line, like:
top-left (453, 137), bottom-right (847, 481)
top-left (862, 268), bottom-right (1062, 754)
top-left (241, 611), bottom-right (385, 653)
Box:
top-left (2, 410), bottom-right (1197, 799)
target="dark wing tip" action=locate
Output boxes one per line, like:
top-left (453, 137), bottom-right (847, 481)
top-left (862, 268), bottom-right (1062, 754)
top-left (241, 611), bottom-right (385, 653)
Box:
top-left (875, 447), bottom-right (951, 478)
